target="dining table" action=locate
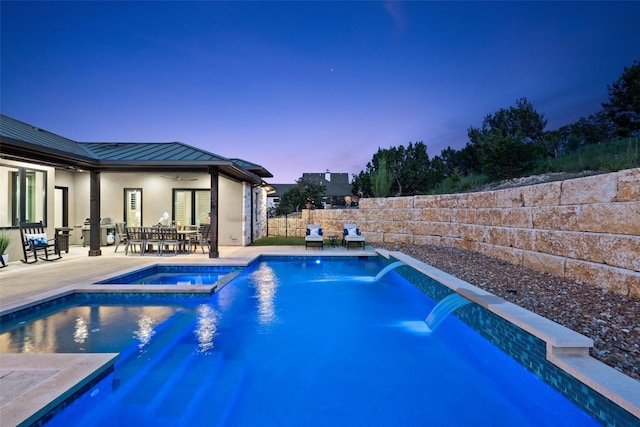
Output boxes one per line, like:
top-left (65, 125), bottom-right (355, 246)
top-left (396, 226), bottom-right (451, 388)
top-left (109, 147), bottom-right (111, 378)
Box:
top-left (177, 229), bottom-right (199, 252)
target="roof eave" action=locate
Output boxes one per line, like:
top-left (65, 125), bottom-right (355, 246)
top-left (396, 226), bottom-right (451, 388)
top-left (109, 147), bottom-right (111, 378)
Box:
top-left (1, 137), bottom-right (98, 170)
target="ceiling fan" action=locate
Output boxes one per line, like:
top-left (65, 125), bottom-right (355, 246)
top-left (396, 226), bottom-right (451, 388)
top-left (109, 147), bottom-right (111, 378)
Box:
top-left (160, 173), bottom-right (198, 182)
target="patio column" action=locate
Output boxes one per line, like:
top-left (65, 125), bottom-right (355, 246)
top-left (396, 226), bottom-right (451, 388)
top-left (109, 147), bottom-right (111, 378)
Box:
top-left (208, 167), bottom-right (219, 258)
top-left (88, 170), bottom-right (102, 256)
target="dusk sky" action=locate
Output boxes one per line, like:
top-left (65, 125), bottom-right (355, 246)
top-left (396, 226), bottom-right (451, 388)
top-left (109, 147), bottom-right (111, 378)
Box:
top-left (2, 1), bottom-right (639, 183)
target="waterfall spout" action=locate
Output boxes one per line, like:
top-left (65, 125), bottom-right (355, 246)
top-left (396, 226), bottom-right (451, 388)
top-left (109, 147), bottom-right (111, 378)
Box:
top-left (374, 261), bottom-right (406, 281)
top-left (424, 293), bottom-right (471, 334)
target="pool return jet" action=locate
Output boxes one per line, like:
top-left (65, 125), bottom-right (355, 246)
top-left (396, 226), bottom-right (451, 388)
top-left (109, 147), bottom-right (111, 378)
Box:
top-left (375, 261), bottom-right (472, 335)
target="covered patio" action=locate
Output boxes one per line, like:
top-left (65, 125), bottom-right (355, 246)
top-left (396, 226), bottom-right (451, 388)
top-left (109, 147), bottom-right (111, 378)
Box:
top-left (0, 115), bottom-right (274, 261)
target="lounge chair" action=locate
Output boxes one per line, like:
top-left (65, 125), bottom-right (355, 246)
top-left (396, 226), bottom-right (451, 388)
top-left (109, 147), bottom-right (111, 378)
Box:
top-left (343, 223), bottom-right (365, 250)
top-left (305, 224), bottom-right (324, 249)
top-left (19, 221), bottom-right (62, 263)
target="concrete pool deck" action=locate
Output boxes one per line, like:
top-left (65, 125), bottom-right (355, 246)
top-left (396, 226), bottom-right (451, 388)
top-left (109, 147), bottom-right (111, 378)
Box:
top-left (1, 244), bottom-right (639, 425)
top-left (0, 244), bottom-right (375, 426)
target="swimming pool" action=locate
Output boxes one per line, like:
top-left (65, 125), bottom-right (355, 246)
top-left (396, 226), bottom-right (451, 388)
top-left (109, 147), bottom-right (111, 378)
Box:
top-left (95, 265), bottom-right (243, 285)
top-left (0, 257), bottom-right (613, 425)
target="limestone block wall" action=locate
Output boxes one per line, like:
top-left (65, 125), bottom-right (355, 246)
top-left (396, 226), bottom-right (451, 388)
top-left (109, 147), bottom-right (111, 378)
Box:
top-left (298, 168), bottom-right (640, 299)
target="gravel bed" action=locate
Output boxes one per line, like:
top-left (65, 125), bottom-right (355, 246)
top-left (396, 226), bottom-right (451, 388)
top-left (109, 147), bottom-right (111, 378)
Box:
top-left (377, 243), bottom-right (640, 381)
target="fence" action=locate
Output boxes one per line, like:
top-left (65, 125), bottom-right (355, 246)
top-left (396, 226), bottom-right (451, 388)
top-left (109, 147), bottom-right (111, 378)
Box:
top-left (267, 212), bottom-right (304, 237)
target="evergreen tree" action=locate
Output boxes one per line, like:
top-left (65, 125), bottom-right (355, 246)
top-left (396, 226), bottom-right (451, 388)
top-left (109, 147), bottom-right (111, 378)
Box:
top-left (467, 98), bottom-right (547, 179)
top-left (602, 59), bottom-right (640, 138)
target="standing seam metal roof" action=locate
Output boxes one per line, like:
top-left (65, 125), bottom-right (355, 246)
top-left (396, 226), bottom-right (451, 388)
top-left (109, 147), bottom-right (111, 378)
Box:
top-left (1, 114), bottom-right (271, 182)
top-left (0, 115), bottom-right (95, 158)
top-left (80, 142), bottom-right (229, 162)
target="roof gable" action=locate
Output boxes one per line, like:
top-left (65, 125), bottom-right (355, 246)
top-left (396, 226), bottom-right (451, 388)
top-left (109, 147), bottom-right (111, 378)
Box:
top-left (302, 172), bottom-right (352, 196)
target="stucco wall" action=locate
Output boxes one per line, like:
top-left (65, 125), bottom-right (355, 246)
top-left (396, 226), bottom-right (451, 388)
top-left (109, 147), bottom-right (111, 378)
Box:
top-left (1, 166), bottom-right (266, 260)
top-left (296, 168), bottom-right (640, 299)
top-left (0, 160), bottom-right (57, 261)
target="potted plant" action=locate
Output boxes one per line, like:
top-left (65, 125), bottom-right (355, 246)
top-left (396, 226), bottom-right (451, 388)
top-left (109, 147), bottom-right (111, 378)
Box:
top-left (0, 230), bottom-right (10, 267)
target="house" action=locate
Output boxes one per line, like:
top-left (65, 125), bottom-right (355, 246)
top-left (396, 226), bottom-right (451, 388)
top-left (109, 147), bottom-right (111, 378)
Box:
top-left (0, 114), bottom-right (274, 259)
top-left (268, 171), bottom-right (357, 210)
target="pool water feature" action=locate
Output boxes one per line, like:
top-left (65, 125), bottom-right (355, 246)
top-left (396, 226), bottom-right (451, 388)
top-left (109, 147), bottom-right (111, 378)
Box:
top-left (96, 265), bottom-right (243, 285)
top-left (0, 257), bottom-right (609, 426)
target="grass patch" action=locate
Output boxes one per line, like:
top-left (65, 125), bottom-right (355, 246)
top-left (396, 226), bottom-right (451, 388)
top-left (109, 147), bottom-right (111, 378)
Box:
top-left (534, 136), bottom-right (639, 174)
top-left (429, 172), bottom-right (492, 194)
top-left (251, 236), bottom-right (306, 246)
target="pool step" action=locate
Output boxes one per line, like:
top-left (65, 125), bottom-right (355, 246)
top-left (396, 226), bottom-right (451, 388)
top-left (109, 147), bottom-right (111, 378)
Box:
top-left (122, 340), bottom-right (199, 408)
top-left (143, 347), bottom-right (225, 415)
top-left (112, 311), bottom-right (196, 390)
top-left (175, 358), bottom-right (247, 427)
top-left (63, 311), bottom-right (198, 426)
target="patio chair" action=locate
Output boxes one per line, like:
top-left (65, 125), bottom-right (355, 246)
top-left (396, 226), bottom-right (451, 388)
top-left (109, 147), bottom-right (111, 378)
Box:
top-left (192, 223), bottom-right (211, 253)
top-left (144, 227), bottom-right (163, 255)
top-left (19, 221), bottom-right (62, 263)
top-left (114, 222), bottom-right (128, 253)
top-left (161, 227), bottom-right (183, 255)
top-left (125, 226), bottom-right (145, 255)
top-left (305, 224), bottom-right (324, 250)
top-left (343, 223), bottom-right (365, 250)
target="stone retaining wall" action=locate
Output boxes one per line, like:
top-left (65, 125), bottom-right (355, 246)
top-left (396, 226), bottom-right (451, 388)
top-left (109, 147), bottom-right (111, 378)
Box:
top-left (296, 168), bottom-right (640, 299)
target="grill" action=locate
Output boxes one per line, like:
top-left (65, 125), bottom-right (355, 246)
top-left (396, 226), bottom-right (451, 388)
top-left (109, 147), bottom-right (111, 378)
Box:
top-left (82, 218), bottom-right (116, 246)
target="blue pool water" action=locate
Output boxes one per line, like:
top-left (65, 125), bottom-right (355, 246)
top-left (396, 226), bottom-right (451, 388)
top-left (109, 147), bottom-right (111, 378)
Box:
top-left (1, 257), bottom-right (600, 426)
top-left (95, 265), bottom-right (242, 285)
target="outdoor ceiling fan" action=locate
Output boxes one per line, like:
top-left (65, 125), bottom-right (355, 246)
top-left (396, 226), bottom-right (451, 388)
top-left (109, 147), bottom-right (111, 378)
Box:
top-left (161, 173), bottom-right (198, 182)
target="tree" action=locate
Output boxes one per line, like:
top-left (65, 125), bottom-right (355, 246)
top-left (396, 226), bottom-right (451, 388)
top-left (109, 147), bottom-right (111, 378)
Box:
top-left (467, 98), bottom-right (547, 178)
top-left (275, 178), bottom-right (325, 215)
top-left (480, 129), bottom-right (544, 179)
top-left (353, 141), bottom-right (437, 197)
top-left (370, 155), bottom-right (393, 197)
top-left (602, 60), bottom-right (640, 138)
top-left (351, 170), bottom-right (372, 198)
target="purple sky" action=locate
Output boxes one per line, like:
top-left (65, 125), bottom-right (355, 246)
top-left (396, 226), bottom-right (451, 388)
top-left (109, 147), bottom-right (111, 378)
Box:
top-left (2, 1), bottom-right (639, 183)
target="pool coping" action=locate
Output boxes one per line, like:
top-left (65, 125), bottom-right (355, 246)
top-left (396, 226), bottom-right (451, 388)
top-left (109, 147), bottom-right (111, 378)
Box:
top-left (378, 249), bottom-right (640, 419)
top-left (0, 353), bottom-right (118, 427)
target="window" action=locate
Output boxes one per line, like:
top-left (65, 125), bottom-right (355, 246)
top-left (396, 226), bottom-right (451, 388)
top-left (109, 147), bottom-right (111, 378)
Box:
top-left (0, 164), bottom-right (47, 227)
top-left (124, 188), bottom-right (142, 226)
top-left (173, 189), bottom-right (210, 226)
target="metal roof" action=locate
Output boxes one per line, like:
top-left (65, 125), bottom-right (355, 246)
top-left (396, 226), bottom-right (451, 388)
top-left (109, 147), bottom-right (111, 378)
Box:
top-left (81, 142), bottom-right (229, 162)
top-left (0, 114), bottom-right (272, 184)
top-left (0, 115), bottom-right (95, 159)
top-left (231, 158), bottom-right (273, 178)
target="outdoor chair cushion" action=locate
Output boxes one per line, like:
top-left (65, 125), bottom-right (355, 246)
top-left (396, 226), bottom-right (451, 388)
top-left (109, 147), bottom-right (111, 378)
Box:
top-left (307, 227), bottom-right (323, 236)
top-left (26, 233), bottom-right (49, 248)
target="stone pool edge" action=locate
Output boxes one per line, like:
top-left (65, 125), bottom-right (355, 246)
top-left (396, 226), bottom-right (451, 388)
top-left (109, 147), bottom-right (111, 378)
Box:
top-left (378, 249), bottom-right (640, 420)
top-left (0, 353), bottom-right (118, 427)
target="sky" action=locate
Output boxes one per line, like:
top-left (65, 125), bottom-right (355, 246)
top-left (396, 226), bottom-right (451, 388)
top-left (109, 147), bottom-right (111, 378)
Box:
top-left (1, 1), bottom-right (639, 184)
